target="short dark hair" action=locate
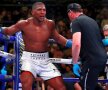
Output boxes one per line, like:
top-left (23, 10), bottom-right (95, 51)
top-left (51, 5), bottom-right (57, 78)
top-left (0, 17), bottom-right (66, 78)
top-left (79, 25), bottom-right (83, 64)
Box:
top-left (67, 3), bottom-right (82, 12)
top-left (32, 2), bottom-right (45, 10)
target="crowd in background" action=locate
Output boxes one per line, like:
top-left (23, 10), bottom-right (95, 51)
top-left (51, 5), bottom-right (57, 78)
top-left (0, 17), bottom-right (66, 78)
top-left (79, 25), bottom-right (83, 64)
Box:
top-left (0, 0), bottom-right (108, 90)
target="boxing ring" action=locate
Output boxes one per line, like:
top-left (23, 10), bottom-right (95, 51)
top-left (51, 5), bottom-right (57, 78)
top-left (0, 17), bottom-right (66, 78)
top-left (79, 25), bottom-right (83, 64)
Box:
top-left (0, 31), bottom-right (108, 90)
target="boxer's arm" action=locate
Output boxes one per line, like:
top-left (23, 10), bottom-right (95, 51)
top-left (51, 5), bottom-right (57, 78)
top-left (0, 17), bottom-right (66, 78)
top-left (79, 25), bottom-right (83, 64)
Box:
top-left (0, 27), bottom-right (15, 41)
top-left (0, 27), bottom-right (6, 33)
top-left (0, 20), bottom-right (23, 36)
top-left (50, 20), bottom-right (72, 47)
top-left (52, 30), bottom-right (72, 47)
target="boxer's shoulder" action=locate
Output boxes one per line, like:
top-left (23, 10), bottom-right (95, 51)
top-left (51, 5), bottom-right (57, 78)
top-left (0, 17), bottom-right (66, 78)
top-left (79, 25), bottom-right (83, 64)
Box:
top-left (45, 18), bottom-right (54, 24)
top-left (45, 18), bottom-right (55, 27)
top-left (16, 18), bottom-right (31, 27)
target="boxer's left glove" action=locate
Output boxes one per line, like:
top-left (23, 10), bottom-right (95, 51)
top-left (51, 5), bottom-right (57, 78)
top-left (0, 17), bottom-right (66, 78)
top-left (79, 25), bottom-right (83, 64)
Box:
top-left (73, 63), bottom-right (81, 77)
top-left (65, 39), bottom-right (72, 48)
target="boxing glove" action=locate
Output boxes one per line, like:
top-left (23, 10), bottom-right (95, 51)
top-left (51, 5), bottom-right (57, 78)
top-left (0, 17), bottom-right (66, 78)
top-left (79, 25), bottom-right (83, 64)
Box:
top-left (65, 39), bottom-right (72, 48)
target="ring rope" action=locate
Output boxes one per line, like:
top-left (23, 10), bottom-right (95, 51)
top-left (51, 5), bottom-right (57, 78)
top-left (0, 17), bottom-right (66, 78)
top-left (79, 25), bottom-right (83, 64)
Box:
top-left (0, 50), bottom-right (75, 64)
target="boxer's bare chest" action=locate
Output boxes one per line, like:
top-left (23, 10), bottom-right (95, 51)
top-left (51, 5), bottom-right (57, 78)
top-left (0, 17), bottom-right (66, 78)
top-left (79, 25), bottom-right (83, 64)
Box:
top-left (22, 21), bottom-right (52, 41)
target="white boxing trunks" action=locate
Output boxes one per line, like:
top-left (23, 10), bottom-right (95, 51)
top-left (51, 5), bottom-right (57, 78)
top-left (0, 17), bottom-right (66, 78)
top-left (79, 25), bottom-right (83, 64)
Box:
top-left (20, 51), bottom-right (61, 80)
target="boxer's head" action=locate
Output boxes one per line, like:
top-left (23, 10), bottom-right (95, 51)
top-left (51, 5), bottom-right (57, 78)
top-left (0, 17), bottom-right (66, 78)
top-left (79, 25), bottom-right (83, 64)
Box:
top-left (31, 2), bottom-right (46, 22)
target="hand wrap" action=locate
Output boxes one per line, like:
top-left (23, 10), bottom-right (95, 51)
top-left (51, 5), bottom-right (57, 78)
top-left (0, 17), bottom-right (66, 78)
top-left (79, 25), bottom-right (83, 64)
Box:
top-left (65, 40), bottom-right (72, 48)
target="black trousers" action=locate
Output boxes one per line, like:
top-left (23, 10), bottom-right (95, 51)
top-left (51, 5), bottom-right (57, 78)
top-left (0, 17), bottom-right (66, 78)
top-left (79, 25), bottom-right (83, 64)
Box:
top-left (80, 60), bottom-right (106, 90)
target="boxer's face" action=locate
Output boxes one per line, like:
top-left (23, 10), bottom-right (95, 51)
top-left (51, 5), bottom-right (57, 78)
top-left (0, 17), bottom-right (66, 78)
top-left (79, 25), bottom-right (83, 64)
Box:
top-left (32, 4), bottom-right (46, 22)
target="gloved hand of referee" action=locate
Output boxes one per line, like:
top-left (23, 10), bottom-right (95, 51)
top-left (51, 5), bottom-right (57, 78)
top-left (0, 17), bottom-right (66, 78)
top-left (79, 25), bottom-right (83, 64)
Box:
top-left (73, 63), bottom-right (81, 77)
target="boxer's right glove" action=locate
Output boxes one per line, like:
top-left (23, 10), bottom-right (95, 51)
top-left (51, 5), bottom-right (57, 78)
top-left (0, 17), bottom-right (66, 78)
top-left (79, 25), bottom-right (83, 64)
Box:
top-left (0, 27), bottom-right (15, 41)
top-left (0, 27), bottom-right (4, 33)
top-left (65, 39), bottom-right (72, 48)
top-left (73, 63), bottom-right (81, 77)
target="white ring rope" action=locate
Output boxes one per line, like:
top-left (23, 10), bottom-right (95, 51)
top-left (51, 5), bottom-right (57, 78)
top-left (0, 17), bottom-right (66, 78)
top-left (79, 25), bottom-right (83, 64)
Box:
top-left (0, 50), bottom-right (15, 59)
top-left (50, 58), bottom-right (72, 64)
top-left (0, 50), bottom-right (74, 64)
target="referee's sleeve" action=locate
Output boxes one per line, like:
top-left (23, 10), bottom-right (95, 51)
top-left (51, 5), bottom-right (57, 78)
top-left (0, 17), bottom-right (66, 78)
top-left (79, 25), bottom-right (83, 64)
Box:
top-left (71, 20), bottom-right (81, 35)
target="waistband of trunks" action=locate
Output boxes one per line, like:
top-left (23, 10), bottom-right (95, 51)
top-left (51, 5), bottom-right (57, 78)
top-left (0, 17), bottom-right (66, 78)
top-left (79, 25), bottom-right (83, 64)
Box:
top-left (22, 51), bottom-right (49, 59)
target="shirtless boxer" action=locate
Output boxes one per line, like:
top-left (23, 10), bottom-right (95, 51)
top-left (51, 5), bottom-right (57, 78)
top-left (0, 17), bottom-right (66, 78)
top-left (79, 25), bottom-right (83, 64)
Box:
top-left (0, 2), bottom-right (72, 90)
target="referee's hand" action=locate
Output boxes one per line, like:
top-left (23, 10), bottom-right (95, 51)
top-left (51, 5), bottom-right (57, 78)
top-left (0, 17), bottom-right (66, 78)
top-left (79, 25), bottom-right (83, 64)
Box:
top-left (72, 63), bottom-right (81, 77)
